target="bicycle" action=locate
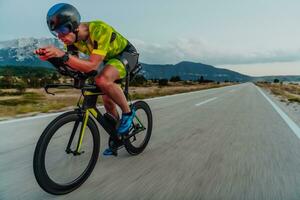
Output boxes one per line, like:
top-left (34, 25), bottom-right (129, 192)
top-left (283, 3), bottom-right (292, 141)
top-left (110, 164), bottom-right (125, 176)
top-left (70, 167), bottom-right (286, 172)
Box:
top-left (33, 57), bottom-right (153, 195)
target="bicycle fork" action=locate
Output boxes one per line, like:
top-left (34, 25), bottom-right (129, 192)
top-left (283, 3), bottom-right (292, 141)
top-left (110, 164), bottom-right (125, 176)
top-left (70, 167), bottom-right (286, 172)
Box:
top-left (66, 110), bottom-right (91, 156)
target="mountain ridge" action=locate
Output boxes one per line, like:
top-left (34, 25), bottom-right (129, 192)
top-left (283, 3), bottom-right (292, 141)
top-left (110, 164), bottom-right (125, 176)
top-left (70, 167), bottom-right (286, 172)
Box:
top-left (1, 38), bottom-right (299, 82)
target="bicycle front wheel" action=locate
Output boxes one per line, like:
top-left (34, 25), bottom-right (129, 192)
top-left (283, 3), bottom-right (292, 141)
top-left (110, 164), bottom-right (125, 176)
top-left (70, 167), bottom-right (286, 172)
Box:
top-left (33, 111), bottom-right (100, 195)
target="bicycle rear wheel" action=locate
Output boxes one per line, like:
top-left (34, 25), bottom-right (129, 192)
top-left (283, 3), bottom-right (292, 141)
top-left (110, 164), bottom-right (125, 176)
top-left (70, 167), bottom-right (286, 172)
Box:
top-left (124, 101), bottom-right (152, 155)
top-left (33, 111), bottom-right (100, 195)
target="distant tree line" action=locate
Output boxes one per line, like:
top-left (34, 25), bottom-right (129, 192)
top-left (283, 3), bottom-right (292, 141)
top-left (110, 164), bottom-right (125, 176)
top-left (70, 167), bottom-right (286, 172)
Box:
top-left (0, 66), bottom-right (61, 90)
top-left (0, 66), bottom-right (234, 90)
top-left (150, 75), bottom-right (218, 86)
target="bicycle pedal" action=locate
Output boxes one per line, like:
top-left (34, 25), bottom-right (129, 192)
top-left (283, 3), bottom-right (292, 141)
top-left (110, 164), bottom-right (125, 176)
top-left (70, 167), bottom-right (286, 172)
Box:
top-left (111, 149), bottom-right (118, 156)
top-left (73, 151), bottom-right (85, 156)
top-left (117, 145), bottom-right (124, 150)
top-left (112, 152), bottom-right (118, 157)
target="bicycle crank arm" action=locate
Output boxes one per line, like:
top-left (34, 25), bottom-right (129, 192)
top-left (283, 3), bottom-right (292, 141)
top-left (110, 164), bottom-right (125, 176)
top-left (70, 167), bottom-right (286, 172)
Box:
top-left (66, 148), bottom-right (85, 156)
top-left (123, 127), bottom-right (146, 140)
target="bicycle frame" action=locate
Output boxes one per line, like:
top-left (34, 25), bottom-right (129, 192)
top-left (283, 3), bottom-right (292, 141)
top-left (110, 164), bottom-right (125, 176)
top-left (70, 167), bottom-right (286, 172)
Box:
top-left (66, 88), bottom-right (146, 155)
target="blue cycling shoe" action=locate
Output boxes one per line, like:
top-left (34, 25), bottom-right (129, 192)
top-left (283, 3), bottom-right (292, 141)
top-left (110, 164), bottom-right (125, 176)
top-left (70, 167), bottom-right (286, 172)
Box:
top-left (103, 148), bottom-right (115, 156)
top-left (117, 109), bottom-right (136, 135)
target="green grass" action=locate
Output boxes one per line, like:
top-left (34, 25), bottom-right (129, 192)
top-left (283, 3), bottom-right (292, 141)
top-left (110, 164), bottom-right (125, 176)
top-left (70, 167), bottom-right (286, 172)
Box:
top-left (288, 97), bottom-right (300, 103)
top-left (0, 91), bottom-right (23, 96)
top-left (256, 83), bottom-right (300, 104)
top-left (0, 83), bottom-right (233, 118)
top-left (0, 92), bottom-right (44, 106)
top-left (129, 84), bottom-right (230, 100)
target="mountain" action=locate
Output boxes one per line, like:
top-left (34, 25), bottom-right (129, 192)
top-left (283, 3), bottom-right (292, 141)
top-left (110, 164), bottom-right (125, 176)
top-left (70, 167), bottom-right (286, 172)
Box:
top-left (140, 61), bottom-right (252, 82)
top-left (0, 37), bottom-right (63, 67)
top-left (1, 37), bottom-right (299, 82)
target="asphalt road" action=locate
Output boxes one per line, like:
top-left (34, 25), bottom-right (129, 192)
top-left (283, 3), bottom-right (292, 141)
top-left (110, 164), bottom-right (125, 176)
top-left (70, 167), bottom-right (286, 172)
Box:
top-left (1, 83), bottom-right (300, 200)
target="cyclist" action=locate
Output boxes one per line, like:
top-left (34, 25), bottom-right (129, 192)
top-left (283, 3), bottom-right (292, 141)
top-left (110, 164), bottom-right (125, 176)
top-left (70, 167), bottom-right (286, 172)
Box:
top-left (35, 3), bottom-right (138, 156)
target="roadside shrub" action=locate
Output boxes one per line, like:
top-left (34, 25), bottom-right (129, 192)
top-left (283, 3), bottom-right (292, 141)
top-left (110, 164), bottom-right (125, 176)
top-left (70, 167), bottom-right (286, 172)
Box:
top-left (169, 76), bottom-right (181, 82)
top-left (273, 79), bottom-right (280, 83)
top-left (183, 80), bottom-right (194, 85)
top-left (131, 75), bottom-right (147, 86)
top-left (150, 79), bottom-right (158, 83)
top-left (288, 97), bottom-right (300, 103)
top-left (15, 82), bottom-right (27, 94)
top-left (197, 76), bottom-right (205, 83)
top-left (158, 79), bottom-right (168, 86)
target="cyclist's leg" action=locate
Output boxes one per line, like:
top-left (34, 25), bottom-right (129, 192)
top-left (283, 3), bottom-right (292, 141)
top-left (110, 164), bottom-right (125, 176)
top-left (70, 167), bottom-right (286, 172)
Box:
top-left (96, 63), bottom-right (130, 155)
top-left (102, 94), bottom-right (120, 120)
top-left (95, 62), bottom-right (130, 114)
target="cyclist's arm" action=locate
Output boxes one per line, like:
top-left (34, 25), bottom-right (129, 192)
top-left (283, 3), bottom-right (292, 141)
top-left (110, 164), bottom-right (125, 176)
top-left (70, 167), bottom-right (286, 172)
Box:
top-left (65, 54), bottom-right (104, 73)
top-left (36, 45), bottom-right (103, 73)
top-left (66, 45), bottom-right (79, 57)
top-left (65, 44), bottom-right (104, 73)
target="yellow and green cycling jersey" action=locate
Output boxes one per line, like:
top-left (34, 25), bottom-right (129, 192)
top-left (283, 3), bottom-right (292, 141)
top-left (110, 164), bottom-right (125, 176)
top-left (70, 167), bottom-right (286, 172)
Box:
top-left (68, 20), bottom-right (129, 78)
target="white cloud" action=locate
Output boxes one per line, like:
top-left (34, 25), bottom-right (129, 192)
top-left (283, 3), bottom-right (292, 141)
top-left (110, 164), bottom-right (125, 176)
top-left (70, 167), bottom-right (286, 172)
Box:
top-left (130, 38), bottom-right (300, 65)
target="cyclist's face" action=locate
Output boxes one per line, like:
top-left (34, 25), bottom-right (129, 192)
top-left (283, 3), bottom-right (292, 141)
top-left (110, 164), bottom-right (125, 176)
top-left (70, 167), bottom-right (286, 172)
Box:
top-left (58, 32), bottom-right (76, 45)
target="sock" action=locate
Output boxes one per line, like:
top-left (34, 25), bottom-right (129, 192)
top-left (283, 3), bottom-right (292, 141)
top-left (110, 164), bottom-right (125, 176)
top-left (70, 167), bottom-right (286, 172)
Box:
top-left (123, 111), bottom-right (132, 116)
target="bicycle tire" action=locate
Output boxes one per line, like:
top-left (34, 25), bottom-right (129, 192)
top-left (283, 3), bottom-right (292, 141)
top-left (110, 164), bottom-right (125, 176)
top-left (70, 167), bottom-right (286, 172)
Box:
top-left (124, 101), bottom-right (152, 155)
top-left (33, 111), bottom-right (100, 195)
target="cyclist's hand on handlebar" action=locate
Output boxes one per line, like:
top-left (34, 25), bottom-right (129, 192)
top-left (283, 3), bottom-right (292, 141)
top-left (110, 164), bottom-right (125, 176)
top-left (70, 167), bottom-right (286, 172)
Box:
top-left (34, 48), bottom-right (49, 61)
top-left (34, 46), bottom-right (65, 60)
top-left (44, 45), bottom-right (65, 58)
top-left (34, 48), bottom-right (46, 55)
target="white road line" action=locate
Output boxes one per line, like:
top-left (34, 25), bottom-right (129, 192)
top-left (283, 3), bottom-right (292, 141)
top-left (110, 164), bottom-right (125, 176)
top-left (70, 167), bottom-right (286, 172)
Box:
top-left (256, 86), bottom-right (300, 139)
top-left (195, 97), bottom-right (218, 107)
top-left (145, 88), bottom-right (208, 101)
top-left (145, 84), bottom-right (238, 102)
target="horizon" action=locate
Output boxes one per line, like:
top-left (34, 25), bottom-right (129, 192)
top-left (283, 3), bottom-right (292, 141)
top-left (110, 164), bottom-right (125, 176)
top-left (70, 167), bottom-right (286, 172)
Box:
top-left (1, 46), bottom-right (299, 78)
top-left (1, 0), bottom-right (300, 76)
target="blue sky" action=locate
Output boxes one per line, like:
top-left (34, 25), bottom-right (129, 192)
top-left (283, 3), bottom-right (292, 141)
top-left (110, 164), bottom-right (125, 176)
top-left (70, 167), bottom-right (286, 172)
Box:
top-left (1, 0), bottom-right (300, 76)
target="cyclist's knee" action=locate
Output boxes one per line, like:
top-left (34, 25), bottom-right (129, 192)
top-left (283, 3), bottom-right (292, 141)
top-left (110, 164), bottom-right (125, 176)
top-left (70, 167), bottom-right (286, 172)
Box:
top-left (95, 75), bottom-right (112, 90)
